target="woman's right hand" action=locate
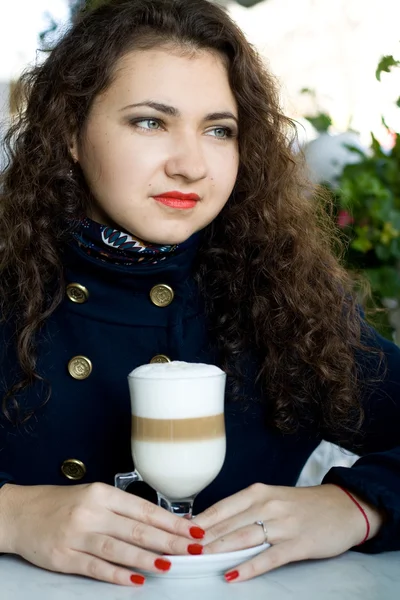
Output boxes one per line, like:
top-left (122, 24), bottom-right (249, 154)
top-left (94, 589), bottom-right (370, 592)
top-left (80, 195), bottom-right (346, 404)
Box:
top-left (1, 482), bottom-right (205, 586)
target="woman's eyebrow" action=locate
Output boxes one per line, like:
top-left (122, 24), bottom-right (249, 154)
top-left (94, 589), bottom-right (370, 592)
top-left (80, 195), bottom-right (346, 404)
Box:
top-left (120, 101), bottom-right (238, 124)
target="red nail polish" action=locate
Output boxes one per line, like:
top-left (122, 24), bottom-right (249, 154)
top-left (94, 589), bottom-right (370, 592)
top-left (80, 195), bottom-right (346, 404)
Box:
top-left (188, 543), bottom-right (203, 555)
top-left (130, 574), bottom-right (146, 585)
top-left (190, 526), bottom-right (205, 539)
top-left (225, 570), bottom-right (239, 582)
top-left (154, 558), bottom-right (172, 572)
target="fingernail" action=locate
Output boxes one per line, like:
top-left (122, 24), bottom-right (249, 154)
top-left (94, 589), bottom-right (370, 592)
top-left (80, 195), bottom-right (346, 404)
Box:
top-left (187, 543), bottom-right (203, 555)
top-left (225, 570), bottom-right (239, 582)
top-left (190, 526), bottom-right (205, 539)
top-left (130, 574), bottom-right (146, 585)
top-left (154, 558), bottom-right (172, 572)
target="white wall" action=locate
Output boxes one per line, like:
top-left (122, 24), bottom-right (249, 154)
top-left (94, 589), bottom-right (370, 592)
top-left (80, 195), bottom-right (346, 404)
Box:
top-left (227, 0), bottom-right (400, 145)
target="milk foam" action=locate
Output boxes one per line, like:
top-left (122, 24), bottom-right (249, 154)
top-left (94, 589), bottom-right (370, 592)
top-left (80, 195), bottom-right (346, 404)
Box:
top-left (128, 361), bottom-right (226, 419)
top-left (129, 361), bottom-right (223, 379)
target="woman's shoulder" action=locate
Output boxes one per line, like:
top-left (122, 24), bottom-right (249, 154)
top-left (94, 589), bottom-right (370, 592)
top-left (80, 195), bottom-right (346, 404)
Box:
top-left (354, 321), bottom-right (400, 444)
top-left (358, 319), bottom-right (400, 376)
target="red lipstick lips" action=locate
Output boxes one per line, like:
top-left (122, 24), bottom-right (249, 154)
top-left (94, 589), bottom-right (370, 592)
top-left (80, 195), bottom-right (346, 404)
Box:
top-left (153, 191), bottom-right (200, 209)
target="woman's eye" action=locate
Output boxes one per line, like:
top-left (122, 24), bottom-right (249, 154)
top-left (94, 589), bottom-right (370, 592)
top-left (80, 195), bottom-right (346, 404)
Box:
top-left (207, 127), bottom-right (234, 140)
top-left (129, 120), bottom-right (235, 139)
top-left (131, 118), bottom-right (162, 131)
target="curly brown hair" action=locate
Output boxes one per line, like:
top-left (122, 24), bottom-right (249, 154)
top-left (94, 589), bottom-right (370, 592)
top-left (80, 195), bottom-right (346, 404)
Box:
top-left (0, 0), bottom-right (380, 441)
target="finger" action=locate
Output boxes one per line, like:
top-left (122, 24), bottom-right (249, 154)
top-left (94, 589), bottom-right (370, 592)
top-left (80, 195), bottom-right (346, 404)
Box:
top-left (108, 486), bottom-right (205, 541)
top-left (201, 508), bottom-right (262, 546)
top-left (104, 515), bottom-right (197, 556)
top-left (224, 542), bottom-right (301, 583)
top-left (193, 484), bottom-right (265, 530)
top-left (204, 520), bottom-right (272, 554)
top-left (65, 549), bottom-right (147, 586)
top-left (82, 533), bottom-right (173, 574)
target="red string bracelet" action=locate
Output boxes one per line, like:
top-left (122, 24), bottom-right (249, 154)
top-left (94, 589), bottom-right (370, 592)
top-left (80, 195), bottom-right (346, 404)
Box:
top-left (334, 485), bottom-right (370, 545)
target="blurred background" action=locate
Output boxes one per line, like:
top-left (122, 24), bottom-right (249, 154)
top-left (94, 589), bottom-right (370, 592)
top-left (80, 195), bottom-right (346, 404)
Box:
top-left (1, 0), bottom-right (400, 341)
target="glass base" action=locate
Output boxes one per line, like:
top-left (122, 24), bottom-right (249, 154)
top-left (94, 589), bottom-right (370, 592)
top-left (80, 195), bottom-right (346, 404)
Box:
top-left (157, 493), bottom-right (196, 519)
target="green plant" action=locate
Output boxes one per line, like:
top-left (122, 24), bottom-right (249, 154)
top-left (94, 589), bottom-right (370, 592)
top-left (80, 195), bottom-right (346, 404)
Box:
top-left (300, 88), bottom-right (333, 132)
top-left (332, 54), bottom-right (400, 338)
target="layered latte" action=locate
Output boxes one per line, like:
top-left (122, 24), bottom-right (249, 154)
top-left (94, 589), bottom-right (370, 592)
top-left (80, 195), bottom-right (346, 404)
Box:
top-left (128, 361), bottom-right (226, 500)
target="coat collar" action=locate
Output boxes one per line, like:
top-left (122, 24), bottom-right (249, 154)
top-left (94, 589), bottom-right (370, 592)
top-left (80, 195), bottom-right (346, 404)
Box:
top-left (62, 231), bottom-right (201, 291)
top-left (60, 234), bottom-right (202, 327)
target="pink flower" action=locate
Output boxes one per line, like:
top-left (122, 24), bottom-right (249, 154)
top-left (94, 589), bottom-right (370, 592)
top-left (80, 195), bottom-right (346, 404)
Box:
top-left (337, 210), bottom-right (354, 228)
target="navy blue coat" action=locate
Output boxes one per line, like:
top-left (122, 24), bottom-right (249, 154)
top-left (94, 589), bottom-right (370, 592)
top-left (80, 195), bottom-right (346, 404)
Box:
top-left (1, 238), bottom-right (400, 554)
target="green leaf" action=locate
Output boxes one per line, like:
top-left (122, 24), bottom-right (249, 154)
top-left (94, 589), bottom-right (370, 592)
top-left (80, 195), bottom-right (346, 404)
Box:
top-left (390, 238), bottom-right (400, 259)
top-left (380, 160), bottom-right (399, 188)
top-left (351, 226), bottom-right (374, 253)
top-left (392, 133), bottom-right (400, 165)
top-left (343, 144), bottom-right (368, 159)
top-left (375, 244), bottom-right (392, 261)
top-left (300, 87), bottom-right (315, 96)
top-left (369, 195), bottom-right (393, 222)
top-left (388, 210), bottom-right (400, 231)
top-left (381, 116), bottom-right (390, 130)
top-left (370, 133), bottom-right (386, 158)
top-left (365, 266), bottom-right (400, 298)
top-left (304, 113), bottom-right (332, 133)
top-left (376, 55), bottom-right (400, 81)
top-left (364, 268), bottom-right (382, 291)
top-left (396, 97), bottom-right (400, 108)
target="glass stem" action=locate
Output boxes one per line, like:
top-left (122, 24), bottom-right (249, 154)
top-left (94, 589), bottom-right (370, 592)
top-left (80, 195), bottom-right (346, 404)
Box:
top-left (157, 493), bottom-right (196, 519)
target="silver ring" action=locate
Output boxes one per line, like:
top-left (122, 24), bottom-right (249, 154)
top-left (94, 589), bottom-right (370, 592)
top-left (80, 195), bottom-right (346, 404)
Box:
top-left (254, 520), bottom-right (268, 543)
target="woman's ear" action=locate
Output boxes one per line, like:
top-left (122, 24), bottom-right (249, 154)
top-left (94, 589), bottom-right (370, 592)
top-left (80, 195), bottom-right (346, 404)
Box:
top-left (69, 134), bottom-right (79, 163)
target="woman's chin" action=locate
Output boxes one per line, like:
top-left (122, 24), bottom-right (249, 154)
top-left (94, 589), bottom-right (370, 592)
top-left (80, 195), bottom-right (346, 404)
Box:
top-left (145, 231), bottom-right (195, 246)
top-left (155, 236), bottom-right (191, 246)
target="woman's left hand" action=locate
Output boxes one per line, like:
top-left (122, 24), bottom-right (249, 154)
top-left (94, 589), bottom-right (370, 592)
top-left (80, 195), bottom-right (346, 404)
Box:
top-left (192, 483), bottom-right (383, 582)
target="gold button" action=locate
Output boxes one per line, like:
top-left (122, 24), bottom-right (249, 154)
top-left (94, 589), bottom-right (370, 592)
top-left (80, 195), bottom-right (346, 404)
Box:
top-left (66, 283), bottom-right (89, 304)
top-left (68, 356), bottom-right (92, 380)
top-left (150, 354), bottom-right (171, 364)
top-left (61, 458), bottom-right (86, 480)
top-left (150, 284), bottom-right (174, 307)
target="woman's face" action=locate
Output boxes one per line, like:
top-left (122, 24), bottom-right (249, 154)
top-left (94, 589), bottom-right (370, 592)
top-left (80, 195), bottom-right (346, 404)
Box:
top-left (72, 46), bottom-right (239, 244)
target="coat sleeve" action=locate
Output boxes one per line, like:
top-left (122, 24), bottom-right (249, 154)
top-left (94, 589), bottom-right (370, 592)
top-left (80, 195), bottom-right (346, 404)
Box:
top-left (0, 323), bottom-right (16, 491)
top-left (0, 474), bottom-right (14, 489)
top-left (322, 322), bottom-right (400, 553)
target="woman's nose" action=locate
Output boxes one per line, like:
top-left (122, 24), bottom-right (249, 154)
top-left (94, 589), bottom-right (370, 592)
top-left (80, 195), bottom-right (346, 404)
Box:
top-left (164, 136), bottom-right (208, 182)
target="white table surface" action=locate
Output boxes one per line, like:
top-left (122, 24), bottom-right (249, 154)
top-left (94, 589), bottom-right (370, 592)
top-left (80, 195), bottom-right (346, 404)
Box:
top-left (1, 551), bottom-right (399, 600)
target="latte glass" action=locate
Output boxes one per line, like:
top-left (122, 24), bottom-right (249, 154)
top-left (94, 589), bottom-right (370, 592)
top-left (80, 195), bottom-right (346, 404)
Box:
top-left (115, 361), bottom-right (226, 518)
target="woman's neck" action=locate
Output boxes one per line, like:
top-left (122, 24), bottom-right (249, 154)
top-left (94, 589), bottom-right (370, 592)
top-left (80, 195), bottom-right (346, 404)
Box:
top-left (71, 216), bottom-right (196, 267)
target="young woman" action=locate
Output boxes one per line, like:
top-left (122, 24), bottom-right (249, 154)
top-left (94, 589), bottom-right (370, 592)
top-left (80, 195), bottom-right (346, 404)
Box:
top-left (0, 0), bottom-right (399, 588)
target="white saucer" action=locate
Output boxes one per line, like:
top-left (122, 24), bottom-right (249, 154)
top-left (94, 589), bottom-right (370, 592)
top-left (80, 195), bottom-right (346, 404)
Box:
top-left (141, 543), bottom-right (270, 579)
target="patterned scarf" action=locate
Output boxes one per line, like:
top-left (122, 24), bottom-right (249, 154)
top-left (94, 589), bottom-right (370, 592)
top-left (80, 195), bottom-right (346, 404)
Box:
top-left (72, 216), bottom-right (191, 266)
